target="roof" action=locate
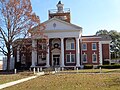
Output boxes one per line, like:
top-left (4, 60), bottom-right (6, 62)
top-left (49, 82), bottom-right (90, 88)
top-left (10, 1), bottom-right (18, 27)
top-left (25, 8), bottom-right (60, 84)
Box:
top-left (42, 17), bottom-right (82, 30)
top-left (58, 1), bottom-right (62, 4)
top-left (82, 35), bottom-right (111, 41)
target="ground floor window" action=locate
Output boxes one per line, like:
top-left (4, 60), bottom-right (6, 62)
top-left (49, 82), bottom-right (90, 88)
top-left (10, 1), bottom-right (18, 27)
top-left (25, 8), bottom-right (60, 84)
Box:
top-left (82, 54), bottom-right (87, 63)
top-left (92, 54), bottom-right (97, 63)
top-left (21, 54), bottom-right (26, 64)
top-left (66, 54), bottom-right (75, 63)
top-left (38, 53), bottom-right (46, 64)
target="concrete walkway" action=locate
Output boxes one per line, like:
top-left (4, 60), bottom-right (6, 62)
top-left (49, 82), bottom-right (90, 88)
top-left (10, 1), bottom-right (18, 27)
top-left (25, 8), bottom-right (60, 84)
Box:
top-left (0, 72), bottom-right (45, 90)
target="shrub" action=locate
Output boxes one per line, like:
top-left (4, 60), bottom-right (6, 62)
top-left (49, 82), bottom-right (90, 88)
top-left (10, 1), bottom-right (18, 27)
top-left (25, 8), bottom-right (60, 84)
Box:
top-left (98, 64), bottom-right (120, 69)
top-left (84, 65), bottom-right (93, 69)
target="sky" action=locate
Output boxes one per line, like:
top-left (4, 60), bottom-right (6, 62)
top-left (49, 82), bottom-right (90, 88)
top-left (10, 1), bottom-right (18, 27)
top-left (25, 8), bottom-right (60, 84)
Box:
top-left (0, 0), bottom-right (120, 60)
top-left (31, 0), bottom-right (120, 35)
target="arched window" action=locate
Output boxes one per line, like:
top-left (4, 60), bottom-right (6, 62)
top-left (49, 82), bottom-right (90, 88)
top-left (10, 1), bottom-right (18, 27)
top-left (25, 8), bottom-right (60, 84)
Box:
top-left (66, 39), bottom-right (75, 50)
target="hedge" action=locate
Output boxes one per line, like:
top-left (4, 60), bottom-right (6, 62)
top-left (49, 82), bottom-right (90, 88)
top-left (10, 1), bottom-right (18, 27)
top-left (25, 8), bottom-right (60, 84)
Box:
top-left (84, 65), bottom-right (93, 69)
top-left (98, 64), bottom-right (120, 69)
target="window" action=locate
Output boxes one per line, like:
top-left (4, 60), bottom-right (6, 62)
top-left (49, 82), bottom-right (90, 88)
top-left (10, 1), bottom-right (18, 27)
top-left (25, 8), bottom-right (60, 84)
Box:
top-left (39, 44), bottom-right (46, 50)
top-left (21, 54), bottom-right (26, 64)
top-left (66, 54), bottom-right (70, 62)
top-left (66, 54), bottom-right (75, 63)
top-left (42, 44), bottom-right (46, 50)
top-left (92, 43), bottom-right (97, 50)
top-left (38, 53), bottom-right (46, 64)
top-left (92, 54), bottom-right (97, 63)
top-left (71, 43), bottom-right (75, 49)
top-left (82, 54), bottom-right (87, 63)
top-left (66, 39), bottom-right (75, 50)
top-left (82, 43), bottom-right (87, 50)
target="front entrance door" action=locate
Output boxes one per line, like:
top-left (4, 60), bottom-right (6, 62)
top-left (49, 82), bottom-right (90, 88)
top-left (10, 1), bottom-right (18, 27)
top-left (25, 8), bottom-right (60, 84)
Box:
top-left (53, 55), bottom-right (60, 66)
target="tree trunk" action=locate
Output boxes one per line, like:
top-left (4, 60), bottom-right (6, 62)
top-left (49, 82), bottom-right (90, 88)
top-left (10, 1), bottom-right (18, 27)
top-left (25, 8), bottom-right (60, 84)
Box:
top-left (7, 52), bottom-right (11, 71)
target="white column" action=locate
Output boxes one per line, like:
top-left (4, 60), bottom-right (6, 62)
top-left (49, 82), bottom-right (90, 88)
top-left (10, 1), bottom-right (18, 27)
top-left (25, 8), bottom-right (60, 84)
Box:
top-left (17, 46), bottom-right (20, 62)
top-left (61, 38), bottom-right (65, 67)
top-left (31, 39), bottom-right (37, 67)
top-left (99, 41), bottom-right (103, 65)
top-left (76, 38), bottom-right (80, 67)
top-left (46, 39), bottom-right (50, 67)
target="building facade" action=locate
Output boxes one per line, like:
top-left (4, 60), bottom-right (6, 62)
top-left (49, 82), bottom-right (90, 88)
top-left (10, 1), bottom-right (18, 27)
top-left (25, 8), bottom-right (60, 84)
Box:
top-left (14, 1), bottom-right (111, 69)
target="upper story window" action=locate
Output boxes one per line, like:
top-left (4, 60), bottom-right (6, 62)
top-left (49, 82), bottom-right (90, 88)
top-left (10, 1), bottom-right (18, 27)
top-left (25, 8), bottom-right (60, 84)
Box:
top-left (82, 43), bottom-right (87, 50)
top-left (66, 39), bottom-right (75, 50)
top-left (38, 44), bottom-right (46, 50)
top-left (92, 43), bottom-right (97, 50)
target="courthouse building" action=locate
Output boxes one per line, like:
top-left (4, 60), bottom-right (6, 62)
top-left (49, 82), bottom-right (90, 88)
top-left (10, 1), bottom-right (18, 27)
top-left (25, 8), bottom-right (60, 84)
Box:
top-left (14, 1), bottom-right (111, 69)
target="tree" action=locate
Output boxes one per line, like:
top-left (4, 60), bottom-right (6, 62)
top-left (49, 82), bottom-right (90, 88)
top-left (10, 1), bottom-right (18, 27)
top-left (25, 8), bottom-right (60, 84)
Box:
top-left (109, 30), bottom-right (120, 58)
top-left (0, 0), bottom-right (41, 70)
top-left (96, 30), bottom-right (120, 59)
top-left (96, 29), bottom-right (109, 35)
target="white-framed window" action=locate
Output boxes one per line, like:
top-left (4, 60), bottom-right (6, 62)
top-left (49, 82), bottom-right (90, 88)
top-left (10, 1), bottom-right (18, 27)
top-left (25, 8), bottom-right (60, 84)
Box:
top-left (66, 54), bottom-right (75, 63)
top-left (82, 54), bottom-right (87, 63)
top-left (82, 43), bottom-right (87, 50)
top-left (66, 39), bottom-right (75, 50)
top-left (92, 54), bottom-right (97, 63)
top-left (21, 54), bottom-right (26, 64)
top-left (38, 53), bottom-right (46, 64)
top-left (42, 44), bottom-right (46, 50)
top-left (39, 44), bottom-right (46, 50)
top-left (92, 43), bottom-right (97, 50)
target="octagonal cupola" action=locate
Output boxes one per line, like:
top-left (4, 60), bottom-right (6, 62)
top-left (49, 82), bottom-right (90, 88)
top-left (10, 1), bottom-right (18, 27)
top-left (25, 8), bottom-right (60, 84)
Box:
top-left (57, 1), bottom-right (64, 13)
top-left (49, 1), bottom-right (71, 23)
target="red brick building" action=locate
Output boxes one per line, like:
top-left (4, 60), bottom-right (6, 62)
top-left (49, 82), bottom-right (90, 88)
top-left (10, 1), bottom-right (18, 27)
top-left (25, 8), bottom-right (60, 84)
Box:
top-left (13, 1), bottom-right (111, 69)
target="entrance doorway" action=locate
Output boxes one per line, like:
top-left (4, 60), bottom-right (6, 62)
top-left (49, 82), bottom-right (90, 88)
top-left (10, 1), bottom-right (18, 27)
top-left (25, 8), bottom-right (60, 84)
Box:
top-left (53, 55), bottom-right (60, 66)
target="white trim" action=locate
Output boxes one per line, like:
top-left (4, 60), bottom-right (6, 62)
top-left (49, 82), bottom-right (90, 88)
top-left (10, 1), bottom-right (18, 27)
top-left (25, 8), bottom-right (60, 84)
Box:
top-left (76, 38), bottom-right (80, 66)
top-left (42, 17), bottom-right (82, 30)
top-left (45, 30), bottom-right (80, 33)
top-left (17, 46), bottom-right (20, 62)
top-left (61, 38), bottom-right (65, 67)
top-left (82, 37), bottom-right (101, 39)
top-left (46, 39), bottom-right (50, 67)
top-left (82, 41), bottom-right (99, 42)
top-left (31, 39), bottom-right (37, 67)
top-left (100, 41), bottom-right (111, 44)
top-left (99, 41), bottom-right (103, 65)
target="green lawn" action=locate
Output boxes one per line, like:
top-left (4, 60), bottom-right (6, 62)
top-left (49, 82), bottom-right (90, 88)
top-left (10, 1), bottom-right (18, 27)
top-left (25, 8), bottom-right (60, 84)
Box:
top-left (0, 71), bottom-right (34, 84)
top-left (60, 69), bottom-right (120, 73)
top-left (2, 73), bottom-right (120, 90)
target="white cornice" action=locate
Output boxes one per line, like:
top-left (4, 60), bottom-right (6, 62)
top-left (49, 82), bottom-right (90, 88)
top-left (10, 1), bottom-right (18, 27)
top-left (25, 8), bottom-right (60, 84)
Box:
top-left (44, 29), bottom-right (80, 33)
top-left (42, 17), bottom-right (82, 30)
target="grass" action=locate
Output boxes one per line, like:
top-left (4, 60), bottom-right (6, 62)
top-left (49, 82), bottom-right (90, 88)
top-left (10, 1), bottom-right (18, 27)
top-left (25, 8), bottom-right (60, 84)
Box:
top-left (60, 69), bottom-right (120, 73)
top-left (0, 71), bottom-right (34, 84)
top-left (2, 73), bottom-right (120, 90)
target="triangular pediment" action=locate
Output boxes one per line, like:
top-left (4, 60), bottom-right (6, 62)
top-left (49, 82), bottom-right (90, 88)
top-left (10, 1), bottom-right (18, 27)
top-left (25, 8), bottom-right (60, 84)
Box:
top-left (51, 48), bottom-right (61, 53)
top-left (42, 18), bottom-right (82, 31)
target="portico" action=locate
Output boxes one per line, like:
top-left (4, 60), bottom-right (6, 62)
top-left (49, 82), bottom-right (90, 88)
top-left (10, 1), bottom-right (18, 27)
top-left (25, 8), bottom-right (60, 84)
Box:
top-left (31, 36), bottom-right (82, 68)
